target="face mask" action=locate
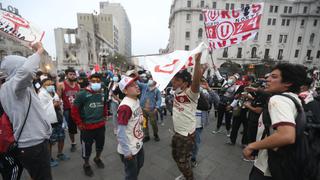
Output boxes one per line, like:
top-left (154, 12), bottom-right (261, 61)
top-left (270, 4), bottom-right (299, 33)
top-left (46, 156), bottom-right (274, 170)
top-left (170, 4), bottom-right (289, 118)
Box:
top-left (91, 83), bottom-right (101, 92)
top-left (227, 79), bottom-right (234, 85)
top-left (46, 85), bottom-right (55, 93)
top-left (112, 76), bottom-right (119, 82)
top-left (175, 87), bottom-right (183, 94)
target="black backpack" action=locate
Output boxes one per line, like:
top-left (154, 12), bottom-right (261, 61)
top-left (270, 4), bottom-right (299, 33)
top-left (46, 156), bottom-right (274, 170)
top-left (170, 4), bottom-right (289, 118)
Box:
top-left (262, 94), bottom-right (320, 180)
top-left (197, 91), bottom-right (210, 111)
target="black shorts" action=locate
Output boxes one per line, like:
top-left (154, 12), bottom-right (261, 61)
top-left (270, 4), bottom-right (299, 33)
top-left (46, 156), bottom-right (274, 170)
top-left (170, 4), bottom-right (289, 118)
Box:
top-left (63, 109), bottom-right (77, 134)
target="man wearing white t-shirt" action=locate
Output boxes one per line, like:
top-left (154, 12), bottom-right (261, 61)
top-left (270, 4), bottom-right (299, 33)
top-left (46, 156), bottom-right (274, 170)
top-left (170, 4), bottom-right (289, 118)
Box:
top-left (171, 53), bottom-right (203, 180)
top-left (243, 63), bottom-right (307, 180)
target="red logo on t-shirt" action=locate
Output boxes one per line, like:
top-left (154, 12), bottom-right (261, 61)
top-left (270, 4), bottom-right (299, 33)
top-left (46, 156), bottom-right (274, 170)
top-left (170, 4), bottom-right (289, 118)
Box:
top-left (133, 121), bottom-right (143, 139)
top-left (175, 95), bottom-right (190, 103)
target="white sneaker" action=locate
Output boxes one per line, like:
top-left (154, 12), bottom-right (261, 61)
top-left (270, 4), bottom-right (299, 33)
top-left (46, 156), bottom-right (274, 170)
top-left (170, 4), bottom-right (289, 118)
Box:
top-left (175, 174), bottom-right (186, 180)
top-left (226, 130), bottom-right (231, 137)
top-left (211, 128), bottom-right (221, 134)
top-left (161, 122), bottom-right (165, 126)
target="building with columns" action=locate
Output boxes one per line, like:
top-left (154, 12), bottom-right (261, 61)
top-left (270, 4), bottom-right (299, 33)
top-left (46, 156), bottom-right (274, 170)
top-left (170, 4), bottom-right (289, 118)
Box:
top-left (167, 0), bottom-right (320, 68)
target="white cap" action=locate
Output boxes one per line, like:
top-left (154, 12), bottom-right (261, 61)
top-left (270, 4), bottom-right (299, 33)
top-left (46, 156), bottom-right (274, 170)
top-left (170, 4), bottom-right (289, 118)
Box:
top-left (119, 76), bottom-right (138, 92)
top-left (40, 75), bottom-right (48, 82)
top-left (125, 70), bottom-right (136, 76)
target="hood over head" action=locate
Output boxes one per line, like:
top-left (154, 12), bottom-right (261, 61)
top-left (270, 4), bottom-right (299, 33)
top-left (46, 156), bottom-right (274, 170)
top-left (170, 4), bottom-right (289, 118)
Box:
top-left (1, 55), bottom-right (27, 81)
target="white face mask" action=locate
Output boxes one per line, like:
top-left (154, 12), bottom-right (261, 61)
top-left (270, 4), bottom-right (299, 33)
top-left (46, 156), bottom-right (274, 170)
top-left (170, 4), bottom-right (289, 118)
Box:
top-left (227, 79), bottom-right (234, 85)
top-left (175, 87), bottom-right (183, 94)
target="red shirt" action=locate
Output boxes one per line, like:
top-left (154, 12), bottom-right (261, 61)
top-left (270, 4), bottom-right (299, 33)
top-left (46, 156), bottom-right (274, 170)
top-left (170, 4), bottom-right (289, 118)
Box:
top-left (62, 81), bottom-right (80, 110)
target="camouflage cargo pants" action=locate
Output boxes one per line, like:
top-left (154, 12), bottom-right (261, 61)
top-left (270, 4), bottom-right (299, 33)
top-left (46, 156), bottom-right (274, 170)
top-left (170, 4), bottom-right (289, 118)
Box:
top-left (172, 132), bottom-right (195, 180)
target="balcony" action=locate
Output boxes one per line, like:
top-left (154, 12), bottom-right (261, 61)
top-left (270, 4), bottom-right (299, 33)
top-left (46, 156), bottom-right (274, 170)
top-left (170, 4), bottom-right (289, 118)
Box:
top-left (304, 56), bottom-right (313, 63)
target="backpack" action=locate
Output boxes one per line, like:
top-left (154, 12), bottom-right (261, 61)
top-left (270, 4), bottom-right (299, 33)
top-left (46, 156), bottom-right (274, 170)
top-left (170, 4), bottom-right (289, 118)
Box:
top-left (262, 94), bottom-right (320, 180)
top-left (0, 93), bottom-right (32, 155)
top-left (197, 91), bottom-right (210, 111)
top-left (0, 111), bottom-right (15, 154)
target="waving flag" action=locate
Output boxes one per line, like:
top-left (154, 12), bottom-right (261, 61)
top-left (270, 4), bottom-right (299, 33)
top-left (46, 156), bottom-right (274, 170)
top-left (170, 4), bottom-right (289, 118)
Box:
top-left (203, 3), bottom-right (264, 50)
top-left (0, 9), bottom-right (45, 46)
top-left (140, 42), bottom-right (207, 91)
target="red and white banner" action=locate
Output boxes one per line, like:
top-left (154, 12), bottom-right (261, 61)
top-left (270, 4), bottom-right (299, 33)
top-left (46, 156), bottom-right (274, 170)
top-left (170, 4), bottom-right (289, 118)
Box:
top-left (141, 43), bottom-right (207, 91)
top-left (0, 9), bottom-right (45, 46)
top-left (203, 3), bottom-right (263, 50)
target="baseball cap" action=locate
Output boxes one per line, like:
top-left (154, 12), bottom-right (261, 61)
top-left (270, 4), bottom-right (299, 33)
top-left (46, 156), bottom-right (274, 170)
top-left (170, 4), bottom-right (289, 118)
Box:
top-left (119, 76), bottom-right (138, 92)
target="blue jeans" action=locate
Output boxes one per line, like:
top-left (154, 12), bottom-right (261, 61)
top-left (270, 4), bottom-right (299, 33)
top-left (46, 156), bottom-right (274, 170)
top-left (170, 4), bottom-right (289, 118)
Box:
top-left (191, 128), bottom-right (203, 161)
top-left (120, 148), bottom-right (144, 180)
top-left (110, 101), bottom-right (119, 130)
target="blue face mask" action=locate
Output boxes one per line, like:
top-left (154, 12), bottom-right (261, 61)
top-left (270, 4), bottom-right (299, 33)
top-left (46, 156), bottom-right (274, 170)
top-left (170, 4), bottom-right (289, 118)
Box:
top-left (91, 83), bottom-right (101, 91)
top-left (112, 76), bottom-right (119, 82)
top-left (46, 85), bottom-right (55, 93)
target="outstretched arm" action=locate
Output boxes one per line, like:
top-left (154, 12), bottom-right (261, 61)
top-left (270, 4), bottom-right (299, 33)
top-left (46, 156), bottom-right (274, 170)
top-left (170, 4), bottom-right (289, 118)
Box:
top-left (191, 53), bottom-right (202, 93)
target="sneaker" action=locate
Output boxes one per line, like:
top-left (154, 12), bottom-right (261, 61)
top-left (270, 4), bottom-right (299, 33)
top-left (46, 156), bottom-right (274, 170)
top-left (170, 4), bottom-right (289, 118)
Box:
top-left (50, 159), bottom-right (59, 167)
top-left (242, 157), bottom-right (255, 162)
top-left (175, 174), bottom-right (186, 180)
top-left (93, 158), bottom-right (105, 169)
top-left (226, 130), bottom-right (231, 137)
top-left (57, 153), bottom-right (70, 161)
top-left (83, 164), bottom-right (94, 177)
top-left (161, 122), bottom-right (165, 126)
top-left (113, 128), bottom-right (118, 136)
top-left (225, 140), bottom-right (235, 146)
top-left (211, 128), bottom-right (221, 134)
top-left (70, 144), bottom-right (76, 152)
top-left (154, 135), bottom-right (160, 142)
top-left (143, 136), bottom-right (150, 143)
top-left (191, 160), bottom-right (198, 168)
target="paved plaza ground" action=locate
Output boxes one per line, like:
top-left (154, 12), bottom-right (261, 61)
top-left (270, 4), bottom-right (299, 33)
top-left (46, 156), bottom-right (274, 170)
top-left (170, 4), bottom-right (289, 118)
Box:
top-left (20, 113), bottom-right (252, 180)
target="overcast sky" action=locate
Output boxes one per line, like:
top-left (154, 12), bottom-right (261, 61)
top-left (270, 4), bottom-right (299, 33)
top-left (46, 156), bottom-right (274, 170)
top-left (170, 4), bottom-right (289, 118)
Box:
top-left (3, 0), bottom-right (172, 57)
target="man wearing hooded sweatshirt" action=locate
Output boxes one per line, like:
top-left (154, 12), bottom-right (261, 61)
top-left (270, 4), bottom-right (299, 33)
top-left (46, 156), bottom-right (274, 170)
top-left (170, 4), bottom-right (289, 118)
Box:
top-left (0, 42), bottom-right (53, 180)
top-left (71, 73), bottom-right (107, 177)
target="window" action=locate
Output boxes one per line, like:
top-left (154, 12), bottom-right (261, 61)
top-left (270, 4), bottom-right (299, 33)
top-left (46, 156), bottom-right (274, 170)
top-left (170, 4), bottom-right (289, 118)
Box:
top-left (298, 36), bottom-right (302, 44)
top-left (231, 3), bottom-right (235, 10)
top-left (317, 6), bottom-right (320, 13)
top-left (241, 4), bottom-right (245, 9)
top-left (284, 6), bottom-right (288, 13)
top-left (288, 7), bottom-right (292, 13)
top-left (201, 0), bottom-right (205, 8)
top-left (223, 48), bottom-right (228, 58)
top-left (275, 6), bottom-right (278, 13)
top-left (279, 35), bottom-right (283, 43)
top-left (301, 19), bottom-right (305, 27)
top-left (198, 28), bottom-right (203, 38)
top-left (284, 35), bottom-right (287, 43)
top-left (267, 34), bottom-right (272, 42)
top-left (251, 47), bottom-right (257, 58)
top-left (272, 19), bottom-right (276, 25)
top-left (212, 2), bottom-right (217, 9)
top-left (199, 14), bottom-right (203, 21)
top-left (187, 0), bottom-right (191, 8)
top-left (316, 50), bottom-right (320, 59)
top-left (303, 6), bottom-right (308, 14)
top-left (286, 19), bottom-right (290, 26)
top-left (281, 19), bottom-right (286, 26)
top-left (310, 33), bottom-right (315, 44)
top-left (307, 50), bottom-right (312, 59)
top-left (267, 18), bottom-right (272, 25)
top-left (254, 32), bottom-right (259, 41)
top-left (314, 20), bottom-right (318, 27)
top-left (294, 50), bottom-right (299, 58)
top-left (269, 5), bottom-right (274, 13)
top-left (226, 3), bottom-right (230, 10)
top-left (237, 48), bottom-right (242, 58)
top-left (185, 31), bottom-right (190, 39)
top-left (185, 45), bottom-right (189, 51)
top-left (264, 49), bottom-right (270, 59)
top-left (278, 49), bottom-right (283, 60)
top-left (186, 14), bottom-right (191, 21)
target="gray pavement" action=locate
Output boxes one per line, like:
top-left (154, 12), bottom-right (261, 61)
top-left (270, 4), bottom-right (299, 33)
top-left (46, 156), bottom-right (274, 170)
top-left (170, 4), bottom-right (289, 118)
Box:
top-left (21, 112), bottom-right (252, 180)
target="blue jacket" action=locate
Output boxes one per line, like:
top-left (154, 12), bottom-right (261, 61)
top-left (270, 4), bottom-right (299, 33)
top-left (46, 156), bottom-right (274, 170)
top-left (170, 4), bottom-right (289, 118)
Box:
top-left (138, 82), bottom-right (161, 110)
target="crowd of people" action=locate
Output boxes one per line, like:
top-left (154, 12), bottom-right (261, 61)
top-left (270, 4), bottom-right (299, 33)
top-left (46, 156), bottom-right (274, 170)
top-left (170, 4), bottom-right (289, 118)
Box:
top-left (0, 42), bottom-right (319, 180)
